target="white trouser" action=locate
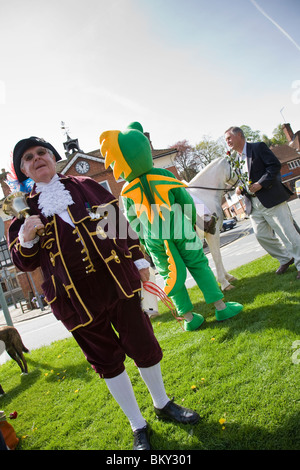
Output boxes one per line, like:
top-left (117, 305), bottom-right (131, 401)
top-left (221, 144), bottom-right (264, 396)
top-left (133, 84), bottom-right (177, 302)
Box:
top-left (250, 198), bottom-right (300, 270)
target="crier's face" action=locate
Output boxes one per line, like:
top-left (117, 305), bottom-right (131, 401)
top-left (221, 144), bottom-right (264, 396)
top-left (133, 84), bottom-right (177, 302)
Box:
top-left (21, 146), bottom-right (56, 183)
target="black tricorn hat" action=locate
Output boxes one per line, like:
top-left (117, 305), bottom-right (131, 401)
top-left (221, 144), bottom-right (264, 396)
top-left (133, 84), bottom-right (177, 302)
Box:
top-left (13, 136), bottom-right (62, 182)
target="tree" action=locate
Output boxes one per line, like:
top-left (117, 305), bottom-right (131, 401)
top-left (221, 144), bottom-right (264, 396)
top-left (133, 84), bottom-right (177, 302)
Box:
top-left (240, 125), bottom-right (261, 142)
top-left (169, 140), bottom-right (198, 182)
top-left (170, 123), bottom-right (288, 183)
top-left (262, 124), bottom-right (287, 146)
top-left (194, 136), bottom-right (226, 169)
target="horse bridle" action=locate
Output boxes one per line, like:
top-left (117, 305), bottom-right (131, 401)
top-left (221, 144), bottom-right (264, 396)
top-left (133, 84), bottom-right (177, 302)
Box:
top-left (187, 184), bottom-right (237, 192)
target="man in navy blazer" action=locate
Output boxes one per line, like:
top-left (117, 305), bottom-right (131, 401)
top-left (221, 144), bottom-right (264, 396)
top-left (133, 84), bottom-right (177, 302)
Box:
top-left (225, 126), bottom-right (300, 280)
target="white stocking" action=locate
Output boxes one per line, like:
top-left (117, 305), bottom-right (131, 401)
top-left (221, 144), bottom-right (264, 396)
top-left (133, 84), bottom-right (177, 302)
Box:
top-left (138, 363), bottom-right (170, 410)
top-left (105, 370), bottom-right (146, 431)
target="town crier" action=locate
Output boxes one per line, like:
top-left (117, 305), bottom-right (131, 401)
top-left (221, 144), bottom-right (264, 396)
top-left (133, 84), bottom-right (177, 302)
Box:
top-left (7, 136), bottom-right (200, 450)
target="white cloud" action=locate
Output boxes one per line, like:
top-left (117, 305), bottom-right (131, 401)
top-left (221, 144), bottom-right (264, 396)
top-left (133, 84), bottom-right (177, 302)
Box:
top-left (83, 86), bottom-right (149, 115)
top-left (250, 0), bottom-right (300, 53)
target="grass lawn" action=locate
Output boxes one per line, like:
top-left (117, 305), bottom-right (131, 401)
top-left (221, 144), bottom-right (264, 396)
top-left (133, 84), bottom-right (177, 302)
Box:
top-left (0, 254), bottom-right (299, 450)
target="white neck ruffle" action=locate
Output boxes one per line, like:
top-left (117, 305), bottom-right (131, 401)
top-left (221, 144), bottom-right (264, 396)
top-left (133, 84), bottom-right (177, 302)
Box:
top-left (36, 174), bottom-right (74, 217)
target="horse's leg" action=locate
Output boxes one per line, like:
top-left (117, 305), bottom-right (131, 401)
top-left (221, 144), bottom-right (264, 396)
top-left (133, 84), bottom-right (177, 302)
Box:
top-left (205, 232), bottom-right (235, 291)
top-left (225, 272), bottom-right (237, 282)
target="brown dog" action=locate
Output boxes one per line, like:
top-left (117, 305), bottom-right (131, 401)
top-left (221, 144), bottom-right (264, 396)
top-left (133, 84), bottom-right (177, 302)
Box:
top-left (0, 326), bottom-right (29, 376)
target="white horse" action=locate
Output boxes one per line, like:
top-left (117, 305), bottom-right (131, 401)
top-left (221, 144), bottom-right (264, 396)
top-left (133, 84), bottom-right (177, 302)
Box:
top-left (186, 156), bottom-right (239, 291)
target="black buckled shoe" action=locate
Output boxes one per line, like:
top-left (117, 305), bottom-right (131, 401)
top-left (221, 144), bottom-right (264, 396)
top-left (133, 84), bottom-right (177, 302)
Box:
top-left (154, 398), bottom-right (200, 425)
top-left (133, 424), bottom-right (151, 450)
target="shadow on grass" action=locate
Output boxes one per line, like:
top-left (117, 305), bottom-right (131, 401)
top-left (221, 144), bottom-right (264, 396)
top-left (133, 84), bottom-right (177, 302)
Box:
top-left (152, 265), bottom-right (300, 337)
top-left (150, 410), bottom-right (300, 450)
top-left (0, 350), bottom-right (93, 406)
top-left (0, 368), bottom-right (42, 406)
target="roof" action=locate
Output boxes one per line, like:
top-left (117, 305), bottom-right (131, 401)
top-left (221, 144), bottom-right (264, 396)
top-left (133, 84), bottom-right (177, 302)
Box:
top-left (152, 148), bottom-right (178, 159)
top-left (290, 131), bottom-right (300, 151)
top-left (270, 144), bottom-right (300, 164)
top-left (56, 146), bottom-right (178, 173)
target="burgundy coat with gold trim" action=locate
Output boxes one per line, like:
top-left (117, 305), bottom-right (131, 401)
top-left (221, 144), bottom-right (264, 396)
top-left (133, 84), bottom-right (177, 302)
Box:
top-left (8, 174), bottom-right (145, 331)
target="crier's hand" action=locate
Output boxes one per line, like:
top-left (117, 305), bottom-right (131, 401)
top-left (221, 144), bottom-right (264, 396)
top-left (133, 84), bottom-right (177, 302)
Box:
top-left (139, 267), bottom-right (150, 283)
top-left (22, 215), bottom-right (45, 242)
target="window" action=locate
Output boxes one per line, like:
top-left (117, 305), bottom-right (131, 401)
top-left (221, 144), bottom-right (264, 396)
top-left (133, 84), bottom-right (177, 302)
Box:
top-left (1, 281), bottom-right (7, 292)
top-left (288, 159), bottom-right (300, 169)
top-left (9, 276), bottom-right (19, 290)
top-left (0, 239), bottom-right (13, 267)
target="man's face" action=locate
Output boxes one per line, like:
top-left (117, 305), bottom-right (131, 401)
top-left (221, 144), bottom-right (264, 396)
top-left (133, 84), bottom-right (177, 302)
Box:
top-left (225, 131), bottom-right (244, 153)
top-left (21, 146), bottom-right (56, 183)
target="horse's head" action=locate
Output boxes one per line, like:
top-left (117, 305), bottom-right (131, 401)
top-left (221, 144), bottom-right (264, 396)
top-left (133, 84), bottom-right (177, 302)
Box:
top-left (223, 156), bottom-right (239, 190)
top-left (188, 156), bottom-right (238, 191)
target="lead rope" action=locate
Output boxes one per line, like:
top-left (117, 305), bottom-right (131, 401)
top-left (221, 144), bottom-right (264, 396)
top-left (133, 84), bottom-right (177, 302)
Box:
top-left (187, 184), bottom-right (237, 192)
top-left (142, 281), bottom-right (185, 331)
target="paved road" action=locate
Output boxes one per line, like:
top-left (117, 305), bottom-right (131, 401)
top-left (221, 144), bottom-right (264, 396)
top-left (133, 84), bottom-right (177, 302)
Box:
top-left (1, 199), bottom-right (299, 366)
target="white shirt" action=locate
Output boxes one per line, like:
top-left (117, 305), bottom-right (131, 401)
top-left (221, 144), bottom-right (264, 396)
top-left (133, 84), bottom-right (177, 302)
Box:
top-left (238, 141), bottom-right (249, 178)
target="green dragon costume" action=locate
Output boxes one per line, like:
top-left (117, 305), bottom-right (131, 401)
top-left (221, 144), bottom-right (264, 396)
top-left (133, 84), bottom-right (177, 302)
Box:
top-left (100, 122), bottom-right (243, 330)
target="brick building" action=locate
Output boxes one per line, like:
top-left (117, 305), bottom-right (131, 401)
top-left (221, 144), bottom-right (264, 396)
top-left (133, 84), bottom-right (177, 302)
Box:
top-left (272, 123), bottom-right (300, 194)
top-left (0, 132), bottom-right (179, 307)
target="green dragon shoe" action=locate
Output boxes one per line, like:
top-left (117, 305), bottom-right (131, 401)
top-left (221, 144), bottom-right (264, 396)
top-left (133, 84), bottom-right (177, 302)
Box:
top-left (215, 302), bottom-right (243, 321)
top-left (184, 312), bottom-right (205, 331)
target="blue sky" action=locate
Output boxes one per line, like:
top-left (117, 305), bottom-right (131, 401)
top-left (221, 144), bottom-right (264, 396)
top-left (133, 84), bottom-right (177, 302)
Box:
top-left (0, 0), bottom-right (299, 172)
